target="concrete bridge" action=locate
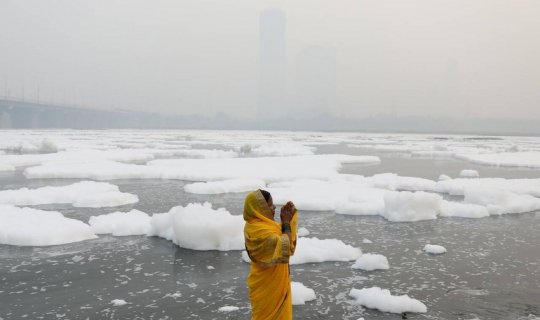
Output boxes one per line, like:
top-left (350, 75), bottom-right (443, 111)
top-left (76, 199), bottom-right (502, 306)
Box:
top-left (0, 99), bottom-right (159, 129)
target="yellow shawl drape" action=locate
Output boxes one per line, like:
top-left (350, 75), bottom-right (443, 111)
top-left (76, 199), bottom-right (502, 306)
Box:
top-left (244, 190), bottom-right (298, 320)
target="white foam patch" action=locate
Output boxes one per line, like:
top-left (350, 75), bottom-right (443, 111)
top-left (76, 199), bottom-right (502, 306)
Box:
top-left (460, 169), bottom-right (479, 178)
top-left (268, 178), bottom-right (386, 215)
top-left (349, 287), bottom-right (427, 313)
top-left (269, 177), bottom-right (509, 221)
top-left (440, 200), bottom-right (490, 218)
top-left (89, 210), bottom-right (151, 236)
top-left (464, 187), bottom-right (540, 215)
top-left (290, 237), bottom-right (362, 264)
top-left (167, 149), bottom-right (238, 159)
top-left (435, 177), bottom-right (540, 197)
top-left (25, 155), bottom-right (380, 182)
top-left (183, 179), bottom-right (266, 194)
top-left (0, 181), bottom-right (138, 208)
top-left (242, 237), bottom-right (361, 265)
top-left (0, 163), bottom-right (15, 172)
top-left (248, 142), bottom-right (315, 157)
top-left (382, 191), bottom-right (442, 222)
top-left (111, 299), bottom-right (127, 306)
top-left (0, 149), bottom-right (155, 168)
top-left (351, 253), bottom-right (390, 271)
top-left (456, 152), bottom-right (540, 169)
top-left (0, 205), bottom-right (97, 246)
top-left (147, 202), bottom-right (244, 251)
top-left (218, 306), bottom-right (239, 312)
top-left (0, 138), bottom-right (60, 154)
top-left (291, 282), bottom-right (316, 305)
top-left (364, 173), bottom-right (437, 192)
top-left (297, 227), bottom-right (310, 237)
top-left (423, 244), bottom-right (447, 254)
top-left (438, 174), bottom-right (452, 181)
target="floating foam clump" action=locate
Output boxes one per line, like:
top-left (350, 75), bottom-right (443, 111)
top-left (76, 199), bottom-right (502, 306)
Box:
top-left (349, 287), bottom-right (427, 313)
top-left (455, 152), bottom-right (540, 169)
top-left (1, 149), bottom-right (155, 168)
top-left (460, 169), bottom-right (479, 178)
top-left (435, 178), bottom-right (540, 197)
top-left (89, 210), bottom-right (150, 236)
top-left (440, 200), bottom-right (490, 218)
top-left (291, 237), bottom-right (362, 264)
top-left (423, 244), bottom-right (447, 254)
top-left (242, 237), bottom-right (361, 265)
top-left (351, 253), bottom-right (390, 271)
top-left (438, 174), bottom-right (451, 181)
top-left (464, 187), bottom-right (540, 215)
top-left (170, 149), bottom-right (238, 159)
top-left (365, 173), bottom-right (437, 192)
top-left (297, 227), bottom-right (310, 237)
top-left (184, 179), bottom-right (265, 194)
top-left (291, 282), bottom-right (316, 305)
top-left (0, 181), bottom-right (138, 208)
top-left (25, 154), bottom-right (380, 182)
top-left (0, 163), bottom-right (15, 172)
top-left (382, 191), bottom-right (442, 222)
top-left (111, 299), bottom-right (127, 306)
top-left (0, 205), bottom-right (97, 246)
top-left (147, 202), bottom-right (244, 251)
top-left (218, 306), bottom-right (239, 312)
top-left (250, 142), bottom-right (315, 157)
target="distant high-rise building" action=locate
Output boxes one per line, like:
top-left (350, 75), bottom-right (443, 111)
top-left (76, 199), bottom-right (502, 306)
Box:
top-left (259, 9), bottom-right (286, 117)
top-left (294, 45), bottom-right (336, 115)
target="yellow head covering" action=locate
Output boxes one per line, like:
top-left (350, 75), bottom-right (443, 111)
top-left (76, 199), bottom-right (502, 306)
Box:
top-left (243, 190), bottom-right (297, 266)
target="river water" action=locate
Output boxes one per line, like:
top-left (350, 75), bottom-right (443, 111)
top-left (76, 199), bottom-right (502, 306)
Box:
top-left (0, 143), bottom-right (539, 320)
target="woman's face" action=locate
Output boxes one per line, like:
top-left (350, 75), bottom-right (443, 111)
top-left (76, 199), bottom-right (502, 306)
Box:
top-left (266, 196), bottom-right (276, 217)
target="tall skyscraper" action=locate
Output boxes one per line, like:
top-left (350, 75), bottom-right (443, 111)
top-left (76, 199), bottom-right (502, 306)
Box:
top-left (259, 9), bottom-right (286, 117)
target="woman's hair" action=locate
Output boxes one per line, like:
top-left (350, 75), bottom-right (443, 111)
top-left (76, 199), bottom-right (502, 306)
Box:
top-left (260, 189), bottom-right (271, 202)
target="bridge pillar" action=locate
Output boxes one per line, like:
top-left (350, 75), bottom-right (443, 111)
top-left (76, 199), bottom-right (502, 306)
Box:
top-left (0, 110), bottom-right (12, 129)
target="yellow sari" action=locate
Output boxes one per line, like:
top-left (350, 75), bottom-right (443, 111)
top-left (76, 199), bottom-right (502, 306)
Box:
top-left (244, 190), bottom-right (298, 320)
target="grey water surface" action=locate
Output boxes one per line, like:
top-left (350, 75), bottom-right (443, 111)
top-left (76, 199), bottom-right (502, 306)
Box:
top-left (1, 145), bottom-right (539, 320)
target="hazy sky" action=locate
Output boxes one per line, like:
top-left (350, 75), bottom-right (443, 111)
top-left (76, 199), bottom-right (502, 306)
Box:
top-left (1, 0), bottom-right (539, 119)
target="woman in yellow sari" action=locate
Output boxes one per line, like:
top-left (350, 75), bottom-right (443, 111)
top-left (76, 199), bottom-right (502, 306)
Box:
top-left (244, 189), bottom-right (298, 320)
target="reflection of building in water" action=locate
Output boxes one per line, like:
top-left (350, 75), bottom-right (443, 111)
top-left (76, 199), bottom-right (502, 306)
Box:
top-left (259, 9), bottom-right (287, 117)
top-left (293, 46), bottom-right (336, 116)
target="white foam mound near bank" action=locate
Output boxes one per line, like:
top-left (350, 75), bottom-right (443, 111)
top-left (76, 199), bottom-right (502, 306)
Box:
top-left (184, 179), bottom-right (266, 194)
top-left (0, 181), bottom-right (138, 208)
top-left (242, 237), bottom-right (361, 265)
top-left (291, 282), bottom-right (316, 305)
top-left (89, 210), bottom-right (150, 236)
top-left (148, 202), bottom-right (244, 251)
top-left (349, 287), bottom-right (427, 313)
top-left (25, 154), bottom-right (380, 182)
top-left (0, 205), bottom-right (97, 246)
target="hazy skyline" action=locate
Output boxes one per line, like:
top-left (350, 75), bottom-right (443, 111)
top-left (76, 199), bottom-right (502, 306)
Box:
top-left (1, 0), bottom-right (539, 120)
